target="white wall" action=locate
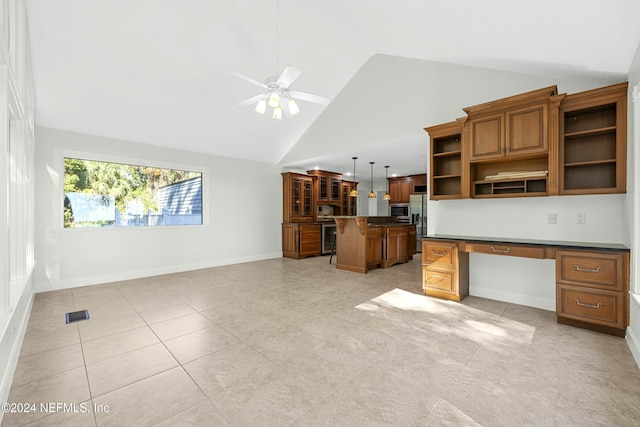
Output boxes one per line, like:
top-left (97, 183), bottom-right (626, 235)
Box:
top-left (625, 39), bottom-right (640, 366)
top-left (34, 127), bottom-right (283, 291)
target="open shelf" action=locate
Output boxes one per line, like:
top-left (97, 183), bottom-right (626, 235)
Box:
top-left (430, 130), bottom-right (463, 199)
top-left (560, 93), bottom-right (624, 194)
top-left (474, 177), bottom-right (547, 197)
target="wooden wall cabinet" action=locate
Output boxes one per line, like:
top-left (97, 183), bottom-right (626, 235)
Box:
top-left (341, 181), bottom-right (358, 216)
top-left (388, 177), bottom-right (411, 203)
top-left (282, 172), bottom-right (314, 223)
top-left (467, 102), bottom-right (550, 161)
top-left (282, 223), bottom-right (321, 259)
top-left (409, 174), bottom-right (427, 194)
top-left (559, 82), bottom-right (627, 195)
top-left (426, 82), bottom-right (627, 200)
top-left (307, 170), bottom-right (343, 204)
top-left (425, 119), bottom-right (467, 200)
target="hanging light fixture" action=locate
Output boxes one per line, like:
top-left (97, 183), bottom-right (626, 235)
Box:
top-left (349, 157), bottom-right (359, 197)
top-left (368, 162), bottom-right (376, 199)
top-left (383, 165), bottom-right (391, 200)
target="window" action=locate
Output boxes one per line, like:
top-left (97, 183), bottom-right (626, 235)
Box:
top-left (63, 157), bottom-right (203, 228)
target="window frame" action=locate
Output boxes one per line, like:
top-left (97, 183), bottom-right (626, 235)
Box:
top-left (54, 149), bottom-right (209, 231)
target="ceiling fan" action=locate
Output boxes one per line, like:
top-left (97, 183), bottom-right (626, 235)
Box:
top-left (230, 65), bottom-right (330, 120)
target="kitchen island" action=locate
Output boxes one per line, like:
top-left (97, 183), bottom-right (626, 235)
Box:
top-left (332, 216), bottom-right (416, 274)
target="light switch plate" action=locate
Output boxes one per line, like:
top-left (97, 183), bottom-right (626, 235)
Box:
top-left (577, 213), bottom-right (585, 224)
top-left (547, 213), bottom-right (557, 224)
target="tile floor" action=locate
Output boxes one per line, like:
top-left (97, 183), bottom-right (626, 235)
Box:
top-left (3, 256), bottom-right (640, 427)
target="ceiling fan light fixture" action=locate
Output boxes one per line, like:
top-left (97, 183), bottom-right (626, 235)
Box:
top-left (272, 105), bottom-right (283, 120)
top-left (268, 91), bottom-right (280, 108)
top-left (288, 98), bottom-right (299, 115)
top-left (255, 98), bottom-right (267, 114)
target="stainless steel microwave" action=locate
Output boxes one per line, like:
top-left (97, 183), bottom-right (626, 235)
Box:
top-left (389, 203), bottom-right (410, 221)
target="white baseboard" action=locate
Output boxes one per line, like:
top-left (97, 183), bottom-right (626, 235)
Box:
top-left (35, 251), bottom-right (282, 292)
top-left (626, 325), bottom-right (640, 369)
top-left (0, 276), bottom-right (35, 426)
top-left (469, 286), bottom-right (555, 311)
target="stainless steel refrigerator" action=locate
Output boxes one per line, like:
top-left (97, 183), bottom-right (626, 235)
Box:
top-left (410, 194), bottom-right (427, 253)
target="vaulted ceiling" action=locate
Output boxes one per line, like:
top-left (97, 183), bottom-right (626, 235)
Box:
top-left (26, 0), bottom-right (640, 179)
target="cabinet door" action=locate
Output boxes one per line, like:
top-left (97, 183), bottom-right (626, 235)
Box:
top-left (317, 176), bottom-right (328, 200)
top-left (330, 178), bottom-right (342, 201)
top-left (290, 177), bottom-right (314, 222)
top-left (399, 180), bottom-right (411, 203)
top-left (469, 113), bottom-right (504, 161)
top-left (505, 104), bottom-right (548, 157)
top-left (366, 229), bottom-right (382, 267)
top-left (385, 229), bottom-right (399, 265)
top-left (407, 226), bottom-right (417, 256)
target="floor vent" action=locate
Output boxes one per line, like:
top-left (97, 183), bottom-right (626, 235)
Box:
top-left (65, 310), bottom-right (90, 324)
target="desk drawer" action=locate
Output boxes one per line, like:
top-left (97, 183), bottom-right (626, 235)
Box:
top-left (422, 267), bottom-right (454, 293)
top-left (557, 285), bottom-right (624, 329)
top-left (423, 242), bottom-right (456, 267)
top-left (556, 251), bottom-right (624, 291)
top-left (465, 242), bottom-right (545, 259)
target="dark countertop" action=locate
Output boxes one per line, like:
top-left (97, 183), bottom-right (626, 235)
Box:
top-left (423, 234), bottom-right (629, 252)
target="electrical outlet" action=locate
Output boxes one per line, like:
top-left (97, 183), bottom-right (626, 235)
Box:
top-left (577, 213), bottom-right (585, 224)
top-left (547, 213), bottom-right (557, 224)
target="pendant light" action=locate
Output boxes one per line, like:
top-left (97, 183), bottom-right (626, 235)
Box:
top-left (383, 166), bottom-right (391, 200)
top-left (368, 162), bottom-right (376, 198)
top-left (349, 157), bottom-right (359, 197)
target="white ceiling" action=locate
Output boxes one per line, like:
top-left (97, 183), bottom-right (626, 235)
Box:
top-left (25, 0), bottom-right (640, 181)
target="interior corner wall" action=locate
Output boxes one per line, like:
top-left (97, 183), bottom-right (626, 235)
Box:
top-left (625, 38), bottom-right (640, 367)
top-left (34, 127), bottom-right (283, 292)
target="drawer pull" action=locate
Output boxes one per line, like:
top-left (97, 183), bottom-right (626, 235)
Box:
top-left (490, 246), bottom-right (511, 253)
top-left (431, 250), bottom-right (447, 257)
top-left (573, 264), bottom-right (602, 273)
top-left (428, 275), bottom-right (446, 282)
top-left (574, 299), bottom-right (602, 309)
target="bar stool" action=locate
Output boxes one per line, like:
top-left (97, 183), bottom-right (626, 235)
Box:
top-left (329, 231), bottom-right (337, 264)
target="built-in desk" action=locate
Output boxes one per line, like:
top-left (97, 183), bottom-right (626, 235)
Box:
top-left (422, 235), bottom-right (630, 337)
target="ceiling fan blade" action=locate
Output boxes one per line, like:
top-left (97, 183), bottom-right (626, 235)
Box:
top-left (237, 94), bottom-right (265, 107)
top-left (228, 69), bottom-right (269, 90)
top-left (289, 90), bottom-right (330, 105)
top-left (276, 65), bottom-right (301, 88)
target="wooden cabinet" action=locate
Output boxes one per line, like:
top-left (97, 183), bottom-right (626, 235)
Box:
top-left (559, 82), bottom-right (627, 195)
top-left (382, 226), bottom-right (409, 268)
top-left (556, 250), bottom-right (628, 335)
top-left (407, 225), bottom-right (417, 258)
top-left (422, 240), bottom-right (469, 301)
top-left (366, 226), bottom-right (383, 269)
top-left (426, 82), bottom-right (628, 200)
top-left (282, 172), bottom-right (314, 223)
top-left (307, 170), bottom-right (342, 203)
top-left (341, 181), bottom-right (358, 216)
top-left (388, 177), bottom-right (411, 203)
top-left (465, 86), bottom-right (562, 198)
top-left (282, 223), bottom-right (321, 259)
top-left (409, 174), bottom-right (427, 194)
top-left (468, 103), bottom-right (549, 161)
top-left (426, 119), bottom-right (466, 200)
top-left (465, 88), bottom-right (555, 162)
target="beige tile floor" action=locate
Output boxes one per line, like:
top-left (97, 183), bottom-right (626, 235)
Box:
top-left (3, 256), bottom-right (640, 427)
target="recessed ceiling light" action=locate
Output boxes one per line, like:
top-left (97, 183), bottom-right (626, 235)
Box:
top-left (392, 173), bottom-right (398, 177)
top-left (314, 166), bottom-right (320, 170)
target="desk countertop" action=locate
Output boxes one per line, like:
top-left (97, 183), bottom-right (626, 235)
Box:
top-left (424, 234), bottom-right (630, 252)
